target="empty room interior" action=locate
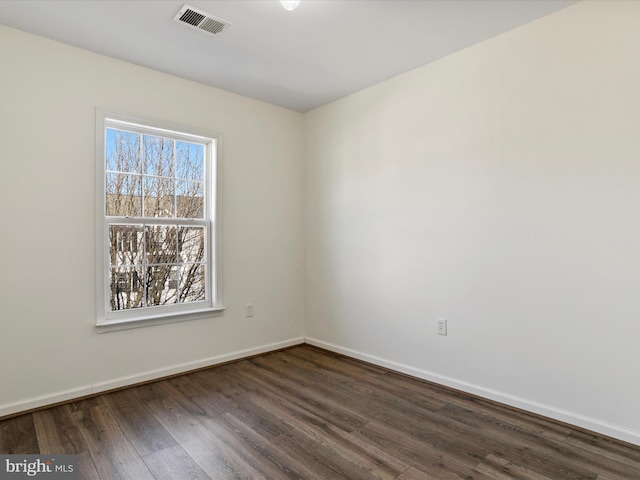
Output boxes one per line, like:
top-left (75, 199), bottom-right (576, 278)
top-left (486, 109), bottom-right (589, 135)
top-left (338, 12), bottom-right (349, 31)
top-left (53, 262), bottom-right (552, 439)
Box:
top-left (1, 0), bottom-right (640, 478)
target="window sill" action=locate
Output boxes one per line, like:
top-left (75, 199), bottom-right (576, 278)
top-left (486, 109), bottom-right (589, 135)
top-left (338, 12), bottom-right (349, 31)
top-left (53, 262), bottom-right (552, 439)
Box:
top-left (96, 306), bottom-right (226, 333)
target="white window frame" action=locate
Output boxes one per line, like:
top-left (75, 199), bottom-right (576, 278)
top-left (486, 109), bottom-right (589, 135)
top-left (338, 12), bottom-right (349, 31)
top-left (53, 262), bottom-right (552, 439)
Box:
top-left (96, 110), bottom-right (224, 332)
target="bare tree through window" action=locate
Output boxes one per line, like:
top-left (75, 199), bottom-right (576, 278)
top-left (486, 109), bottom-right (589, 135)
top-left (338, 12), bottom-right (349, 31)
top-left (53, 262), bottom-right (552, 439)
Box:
top-left (106, 127), bottom-right (207, 312)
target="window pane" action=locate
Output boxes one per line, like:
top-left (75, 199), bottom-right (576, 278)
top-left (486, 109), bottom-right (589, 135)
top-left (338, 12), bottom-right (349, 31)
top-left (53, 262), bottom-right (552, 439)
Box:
top-left (106, 129), bottom-right (141, 174)
top-left (145, 225), bottom-right (177, 264)
top-left (146, 264), bottom-right (178, 306)
top-left (178, 226), bottom-right (205, 264)
top-left (144, 176), bottom-right (175, 217)
top-left (176, 180), bottom-right (204, 218)
top-left (106, 173), bottom-right (142, 216)
top-left (144, 135), bottom-right (174, 177)
top-left (109, 225), bottom-right (144, 266)
top-left (176, 141), bottom-right (204, 181)
top-left (110, 266), bottom-right (144, 311)
top-left (101, 117), bottom-right (215, 323)
top-left (179, 264), bottom-right (206, 303)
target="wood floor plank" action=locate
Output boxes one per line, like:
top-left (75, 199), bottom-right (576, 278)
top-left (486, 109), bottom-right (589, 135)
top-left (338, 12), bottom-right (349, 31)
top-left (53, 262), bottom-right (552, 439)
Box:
top-left (32, 406), bottom-right (100, 480)
top-left (192, 368), bottom-right (262, 411)
top-left (435, 403), bottom-right (598, 480)
top-left (390, 401), bottom-right (601, 479)
top-left (0, 413), bottom-right (39, 454)
top-left (440, 394), bottom-right (573, 441)
top-left (303, 365), bottom-right (590, 480)
top-left (33, 406), bottom-right (81, 453)
top-left (289, 345), bottom-right (387, 378)
top-left (155, 381), bottom-right (210, 417)
top-left (274, 428), bottom-right (379, 480)
top-left (306, 375), bottom-right (443, 430)
top-left (565, 430), bottom-right (640, 467)
top-left (277, 350), bottom-right (448, 414)
top-left (248, 354), bottom-right (319, 387)
top-left (146, 395), bottom-right (261, 479)
top-left (186, 368), bottom-right (295, 440)
top-left (474, 454), bottom-right (556, 480)
top-left (208, 412), bottom-right (316, 480)
top-left (440, 403), bottom-right (548, 442)
top-left (247, 390), bottom-right (409, 479)
top-left (174, 371), bottom-right (241, 418)
top-left (2, 345), bottom-right (640, 480)
top-left (286, 347), bottom-right (448, 412)
top-left (438, 402), bottom-right (639, 479)
top-left (129, 381), bottom-right (172, 405)
top-left (397, 465), bottom-right (493, 480)
top-left (141, 444), bottom-right (210, 480)
top-left (66, 395), bottom-right (106, 413)
top-left (74, 404), bottom-right (156, 480)
top-left (352, 418), bottom-right (483, 478)
top-left (165, 374), bottom-right (215, 400)
top-left (101, 389), bottom-right (177, 457)
top-left (235, 366), bottom-right (371, 432)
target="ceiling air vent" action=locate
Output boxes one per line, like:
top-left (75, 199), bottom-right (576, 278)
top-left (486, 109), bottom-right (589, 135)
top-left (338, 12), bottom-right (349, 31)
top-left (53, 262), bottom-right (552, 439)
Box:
top-left (174, 4), bottom-right (231, 36)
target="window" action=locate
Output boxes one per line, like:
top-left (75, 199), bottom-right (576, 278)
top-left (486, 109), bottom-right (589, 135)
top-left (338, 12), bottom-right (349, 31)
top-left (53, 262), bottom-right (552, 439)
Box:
top-left (96, 112), bottom-right (223, 331)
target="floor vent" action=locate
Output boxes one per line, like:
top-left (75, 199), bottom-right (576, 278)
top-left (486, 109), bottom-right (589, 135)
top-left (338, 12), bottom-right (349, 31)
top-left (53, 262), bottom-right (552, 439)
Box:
top-left (174, 4), bottom-right (231, 36)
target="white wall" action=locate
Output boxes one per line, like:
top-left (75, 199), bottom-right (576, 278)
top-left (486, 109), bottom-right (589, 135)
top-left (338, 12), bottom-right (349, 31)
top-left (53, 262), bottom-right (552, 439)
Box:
top-left (304, 1), bottom-right (640, 445)
top-left (0, 25), bottom-right (305, 413)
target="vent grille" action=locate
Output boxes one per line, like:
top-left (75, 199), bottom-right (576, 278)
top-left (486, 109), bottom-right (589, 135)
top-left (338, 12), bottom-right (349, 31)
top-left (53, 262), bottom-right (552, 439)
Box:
top-left (179, 9), bottom-right (205, 27)
top-left (174, 4), bottom-right (231, 36)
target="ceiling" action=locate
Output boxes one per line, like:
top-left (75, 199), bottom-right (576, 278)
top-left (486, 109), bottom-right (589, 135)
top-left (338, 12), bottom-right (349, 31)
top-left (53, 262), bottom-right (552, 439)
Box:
top-left (0, 0), bottom-right (577, 112)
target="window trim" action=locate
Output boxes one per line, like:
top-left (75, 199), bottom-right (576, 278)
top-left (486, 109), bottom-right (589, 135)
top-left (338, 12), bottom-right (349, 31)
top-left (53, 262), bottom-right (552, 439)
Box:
top-left (95, 109), bottom-right (224, 332)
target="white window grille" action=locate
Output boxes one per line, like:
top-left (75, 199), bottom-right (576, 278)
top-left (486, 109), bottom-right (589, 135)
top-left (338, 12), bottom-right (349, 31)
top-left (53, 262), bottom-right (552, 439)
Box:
top-left (96, 111), bottom-right (223, 331)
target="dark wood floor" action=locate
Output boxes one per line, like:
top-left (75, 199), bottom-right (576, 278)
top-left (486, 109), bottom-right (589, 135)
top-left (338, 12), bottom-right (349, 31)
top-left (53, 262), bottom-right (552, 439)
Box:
top-left (1, 345), bottom-right (639, 479)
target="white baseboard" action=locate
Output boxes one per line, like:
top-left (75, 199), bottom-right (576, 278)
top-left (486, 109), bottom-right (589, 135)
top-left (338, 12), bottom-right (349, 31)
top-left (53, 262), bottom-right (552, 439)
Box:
top-left (0, 337), bottom-right (304, 418)
top-left (304, 337), bottom-right (640, 447)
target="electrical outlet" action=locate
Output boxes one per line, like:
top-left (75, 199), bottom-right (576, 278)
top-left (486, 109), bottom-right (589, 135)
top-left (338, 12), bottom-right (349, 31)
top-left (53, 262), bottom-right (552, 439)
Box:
top-left (245, 303), bottom-right (254, 317)
top-left (437, 318), bottom-right (447, 336)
